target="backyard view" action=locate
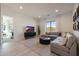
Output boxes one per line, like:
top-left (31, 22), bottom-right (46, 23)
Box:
top-left (46, 20), bottom-right (56, 32)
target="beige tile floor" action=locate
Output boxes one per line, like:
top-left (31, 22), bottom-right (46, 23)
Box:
top-left (0, 37), bottom-right (57, 56)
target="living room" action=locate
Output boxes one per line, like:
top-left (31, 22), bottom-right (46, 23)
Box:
top-left (0, 3), bottom-right (79, 56)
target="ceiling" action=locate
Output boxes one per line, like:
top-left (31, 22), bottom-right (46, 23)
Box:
top-left (1, 3), bottom-right (75, 18)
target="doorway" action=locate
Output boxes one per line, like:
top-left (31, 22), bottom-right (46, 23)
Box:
top-left (1, 16), bottom-right (14, 43)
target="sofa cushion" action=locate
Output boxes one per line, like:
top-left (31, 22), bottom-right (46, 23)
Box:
top-left (51, 43), bottom-right (69, 53)
top-left (46, 32), bottom-right (59, 35)
top-left (51, 47), bottom-right (69, 56)
top-left (51, 37), bottom-right (67, 46)
top-left (66, 36), bottom-right (75, 49)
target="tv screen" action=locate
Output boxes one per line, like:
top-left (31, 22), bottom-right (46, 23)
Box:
top-left (25, 26), bottom-right (34, 32)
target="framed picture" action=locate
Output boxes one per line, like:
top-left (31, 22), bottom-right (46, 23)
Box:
top-left (73, 5), bottom-right (79, 30)
top-left (76, 5), bottom-right (79, 17)
top-left (76, 21), bottom-right (79, 30)
top-left (73, 12), bottom-right (77, 22)
top-left (73, 23), bottom-right (76, 30)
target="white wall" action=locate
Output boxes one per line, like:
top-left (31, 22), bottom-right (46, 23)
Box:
top-left (39, 19), bottom-right (46, 35)
top-left (56, 12), bottom-right (73, 32)
top-left (39, 12), bottom-right (73, 34)
top-left (13, 14), bottom-right (37, 40)
top-left (0, 4), bottom-right (1, 45)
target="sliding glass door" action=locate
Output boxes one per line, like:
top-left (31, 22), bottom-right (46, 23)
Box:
top-left (46, 20), bottom-right (56, 32)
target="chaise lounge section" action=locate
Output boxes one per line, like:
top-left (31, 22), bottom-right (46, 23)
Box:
top-left (51, 33), bottom-right (77, 56)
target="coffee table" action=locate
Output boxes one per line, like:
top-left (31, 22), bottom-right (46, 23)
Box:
top-left (39, 36), bottom-right (50, 45)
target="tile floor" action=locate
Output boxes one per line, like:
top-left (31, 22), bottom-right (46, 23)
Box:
top-left (0, 37), bottom-right (57, 56)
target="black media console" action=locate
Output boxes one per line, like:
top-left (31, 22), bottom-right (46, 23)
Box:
top-left (24, 32), bottom-right (36, 39)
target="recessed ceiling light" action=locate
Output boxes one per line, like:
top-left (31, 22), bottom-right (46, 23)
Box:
top-left (38, 16), bottom-right (41, 18)
top-left (19, 6), bottom-right (23, 9)
top-left (55, 10), bottom-right (59, 12)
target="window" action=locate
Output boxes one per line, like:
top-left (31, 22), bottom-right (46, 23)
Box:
top-left (46, 20), bottom-right (56, 32)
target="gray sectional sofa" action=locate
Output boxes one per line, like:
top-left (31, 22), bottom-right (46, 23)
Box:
top-left (51, 33), bottom-right (77, 56)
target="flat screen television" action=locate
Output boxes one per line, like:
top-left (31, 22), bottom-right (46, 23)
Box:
top-left (25, 26), bottom-right (34, 32)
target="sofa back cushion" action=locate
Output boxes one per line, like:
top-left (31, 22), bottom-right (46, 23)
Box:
top-left (46, 32), bottom-right (59, 35)
top-left (51, 36), bottom-right (67, 46)
top-left (66, 36), bottom-right (75, 49)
